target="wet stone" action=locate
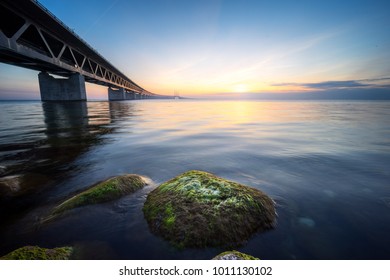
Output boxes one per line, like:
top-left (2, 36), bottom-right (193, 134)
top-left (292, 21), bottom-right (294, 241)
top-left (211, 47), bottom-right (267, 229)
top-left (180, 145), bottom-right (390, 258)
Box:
top-left (0, 245), bottom-right (73, 260)
top-left (143, 170), bottom-right (276, 248)
top-left (44, 174), bottom-right (149, 222)
top-left (212, 250), bottom-right (259, 260)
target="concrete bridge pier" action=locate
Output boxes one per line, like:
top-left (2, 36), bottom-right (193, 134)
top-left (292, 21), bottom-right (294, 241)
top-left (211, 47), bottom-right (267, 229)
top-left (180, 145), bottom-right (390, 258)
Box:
top-left (109, 88), bottom-right (140, 100)
top-left (108, 87), bottom-right (126, 100)
top-left (38, 72), bottom-right (86, 101)
top-left (125, 91), bottom-right (136, 100)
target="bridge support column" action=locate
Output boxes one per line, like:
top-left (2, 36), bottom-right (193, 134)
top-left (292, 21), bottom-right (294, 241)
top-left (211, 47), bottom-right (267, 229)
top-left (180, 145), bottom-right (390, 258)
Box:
top-left (125, 91), bottom-right (136, 100)
top-left (38, 72), bottom-right (86, 101)
top-left (108, 87), bottom-right (126, 100)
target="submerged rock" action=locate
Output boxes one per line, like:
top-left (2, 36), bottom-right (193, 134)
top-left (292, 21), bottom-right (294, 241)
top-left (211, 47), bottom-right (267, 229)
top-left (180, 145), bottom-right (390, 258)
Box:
top-left (0, 175), bottom-right (21, 195)
top-left (143, 170), bottom-right (276, 248)
top-left (212, 250), bottom-right (259, 260)
top-left (297, 217), bottom-right (316, 228)
top-left (46, 174), bottom-right (148, 220)
top-left (0, 245), bottom-right (73, 260)
top-left (0, 173), bottom-right (49, 198)
top-left (0, 166), bottom-right (7, 176)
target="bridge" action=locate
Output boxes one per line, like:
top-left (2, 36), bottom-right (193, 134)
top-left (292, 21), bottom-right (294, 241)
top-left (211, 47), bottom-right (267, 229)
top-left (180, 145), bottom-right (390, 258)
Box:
top-left (0, 0), bottom-right (171, 101)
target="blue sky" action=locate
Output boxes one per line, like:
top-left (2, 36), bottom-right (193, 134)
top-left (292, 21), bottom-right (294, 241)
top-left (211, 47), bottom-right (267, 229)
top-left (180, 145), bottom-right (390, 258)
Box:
top-left (0, 0), bottom-right (389, 99)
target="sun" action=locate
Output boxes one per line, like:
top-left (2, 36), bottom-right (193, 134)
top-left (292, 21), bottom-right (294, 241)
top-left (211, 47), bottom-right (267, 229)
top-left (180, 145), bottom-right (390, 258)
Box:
top-left (233, 84), bottom-right (249, 93)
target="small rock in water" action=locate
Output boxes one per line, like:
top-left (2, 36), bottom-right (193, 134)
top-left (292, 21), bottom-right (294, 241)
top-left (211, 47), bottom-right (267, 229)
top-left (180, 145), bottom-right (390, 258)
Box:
top-left (298, 217), bottom-right (316, 228)
top-left (0, 245), bottom-right (73, 260)
top-left (0, 173), bottom-right (50, 197)
top-left (44, 174), bottom-right (149, 222)
top-left (0, 166), bottom-right (7, 176)
top-left (212, 250), bottom-right (259, 260)
top-left (0, 175), bottom-right (22, 194)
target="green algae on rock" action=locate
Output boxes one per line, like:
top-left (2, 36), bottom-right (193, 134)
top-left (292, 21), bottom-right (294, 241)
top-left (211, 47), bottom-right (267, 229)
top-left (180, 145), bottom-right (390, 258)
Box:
top-left (0, 246), bottom-right (73, 260)
top-left (49, 174), bottom-right (148, 218)
top-left (143, 170), bottom-right (276, 248)
top-left (212, 250), bottom-right (259, 260)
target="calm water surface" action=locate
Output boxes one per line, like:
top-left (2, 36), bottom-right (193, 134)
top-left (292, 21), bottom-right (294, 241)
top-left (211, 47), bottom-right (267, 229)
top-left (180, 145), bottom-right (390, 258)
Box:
top-left (0, 100), bottom-right (389, 259)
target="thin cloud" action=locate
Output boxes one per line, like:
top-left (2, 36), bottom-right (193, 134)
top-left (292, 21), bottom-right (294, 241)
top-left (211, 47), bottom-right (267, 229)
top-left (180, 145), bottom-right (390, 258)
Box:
top-left (360, 77), bottom-right (390, 83)
top-left (301, 80), bottom-right (369, 89)
top-left (273, 77), bottom-right (390, 90)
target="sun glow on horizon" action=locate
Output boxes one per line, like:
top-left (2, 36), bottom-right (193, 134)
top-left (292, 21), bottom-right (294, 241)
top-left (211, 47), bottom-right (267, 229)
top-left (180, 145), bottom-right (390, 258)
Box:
top-left (233, 84), bottom-right (250, 93)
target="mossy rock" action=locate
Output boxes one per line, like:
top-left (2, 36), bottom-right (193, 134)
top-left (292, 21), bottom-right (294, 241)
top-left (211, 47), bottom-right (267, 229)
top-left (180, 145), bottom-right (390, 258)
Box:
top-left (46, 174), bottom-right (148, 220)
top-left (143, 170), bottom-right (276, 248)
top-left (212, 250), bottom-right (259, 260)
top-left (0, 246), bottom-right (73, 260)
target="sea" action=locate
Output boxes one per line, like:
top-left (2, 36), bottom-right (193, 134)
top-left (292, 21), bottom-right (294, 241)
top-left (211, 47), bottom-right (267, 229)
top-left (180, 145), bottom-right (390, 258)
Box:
top-left (0, 99), bottom-right (389, 260)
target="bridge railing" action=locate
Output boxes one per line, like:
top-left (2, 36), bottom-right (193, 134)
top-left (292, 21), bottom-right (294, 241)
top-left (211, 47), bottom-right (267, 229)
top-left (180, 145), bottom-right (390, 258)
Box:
top-left (32, 0), bottom-right (99, 57)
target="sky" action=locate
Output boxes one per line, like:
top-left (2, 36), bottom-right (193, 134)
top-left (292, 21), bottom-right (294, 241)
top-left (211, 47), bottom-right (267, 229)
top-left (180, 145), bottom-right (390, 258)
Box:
top-left (0, 0), bottom-right (389, 99)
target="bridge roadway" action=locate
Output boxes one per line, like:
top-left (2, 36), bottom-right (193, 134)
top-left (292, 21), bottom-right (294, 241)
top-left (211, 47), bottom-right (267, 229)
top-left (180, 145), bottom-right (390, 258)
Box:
top-left (0, 0), bottom-right (170, 101)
